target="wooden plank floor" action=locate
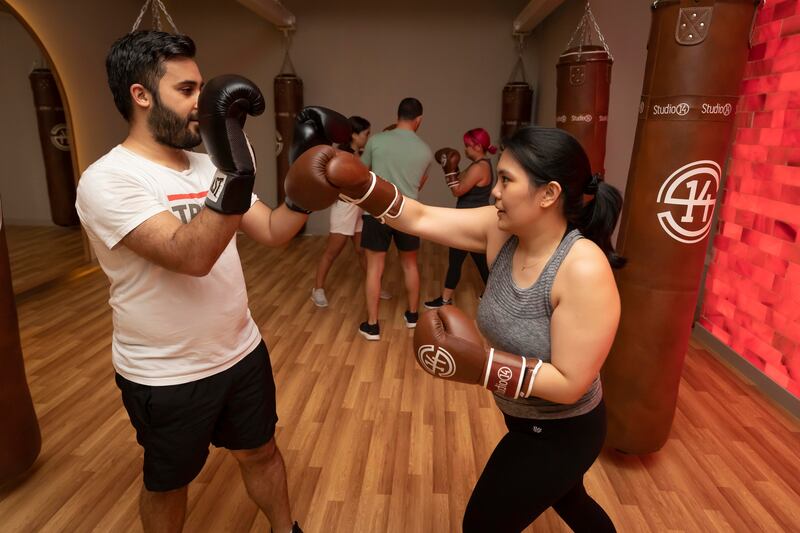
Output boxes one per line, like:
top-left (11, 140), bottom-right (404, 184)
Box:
top-left (0, 232), bottom-right (798, 532)
top-left (5, 224), bottom-right (85, 295)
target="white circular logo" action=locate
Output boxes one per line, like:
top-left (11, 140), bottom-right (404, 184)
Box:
top-left (417, 345), bottom-right (456, 378)
top-left (50, 123), bottom-right (70, 151)
top-left (656, 160), bottom-right (720, 244)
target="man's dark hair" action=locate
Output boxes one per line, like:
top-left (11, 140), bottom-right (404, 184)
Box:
top-left (397, 97), bottom-right (423, 121)
top-left (106, 30), bottom-right (196, 121)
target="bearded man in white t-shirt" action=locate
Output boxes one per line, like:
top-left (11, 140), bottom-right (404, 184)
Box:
top-left (76, 31), bottom-right (311, 533)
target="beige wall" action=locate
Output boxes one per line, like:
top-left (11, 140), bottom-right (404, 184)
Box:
top-left (0, 12), bottom-right (52, 225)
top-left (6, 0), bottom-right (654, 235)
top-left (287, 0), bottom-right (530, 233)
top-left (6, 0), bottom-right (532, 235)
top-left (530, 0), bottom-right (652, 195)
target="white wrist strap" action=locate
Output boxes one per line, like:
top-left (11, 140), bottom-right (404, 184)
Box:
top-left (524, 359), bottom-right (544, 399)
top-left (444, 171), bottom-right (459, 177)
top-left (482, 348), bottom-right (495, 388)
top-left (339, 171), bottom-right (377, 204)
top-left (375, 184), bottom-right (400, 223)
top-left (513, 356), bottom-right (527, 399)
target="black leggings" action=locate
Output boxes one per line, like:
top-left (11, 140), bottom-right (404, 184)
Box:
top-left (445, 247), bottom-right (490, 290)
top-left (463, 401), bottom-right (615, 533)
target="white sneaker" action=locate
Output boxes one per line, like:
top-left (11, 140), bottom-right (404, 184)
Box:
top-left (379, 289), bottom-right (392, 300)
top-left (311, 288), bottom-right (328, 307)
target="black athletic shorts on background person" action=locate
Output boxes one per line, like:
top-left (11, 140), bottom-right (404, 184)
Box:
top-left (360, 214), bottom-right (420, 252)
top-left (115, 340), bottom-right (277, 492)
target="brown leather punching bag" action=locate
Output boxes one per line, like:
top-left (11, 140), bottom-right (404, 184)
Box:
top-left (501, 82), bottom-right (534, 141)
top-left (0, 198), bottom-right (42, 482)
top-left (29, 68), bottom-right (79, 227)
top-left (274, 74), bottom-right (303, 205)
top-left (602, 0), bottom-right (760, 454)
top-left (556, 45), bottom-right (612, 176)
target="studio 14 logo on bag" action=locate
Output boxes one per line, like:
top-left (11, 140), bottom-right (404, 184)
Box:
top-left (656, 160), bottom-right (720, 244)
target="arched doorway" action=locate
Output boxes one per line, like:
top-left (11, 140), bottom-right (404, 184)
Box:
top-left (0, 1), bottom-right (89, 295)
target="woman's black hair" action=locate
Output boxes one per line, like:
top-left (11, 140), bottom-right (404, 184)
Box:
top-left (503, 126), bottom-right (626, 268)
top-left (338, 115), bottom-right (371, 153)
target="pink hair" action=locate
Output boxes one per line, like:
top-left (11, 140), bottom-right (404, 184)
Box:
top-left (463, 128), bottom-right (497, 155)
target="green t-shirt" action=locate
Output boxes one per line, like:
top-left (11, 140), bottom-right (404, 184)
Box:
top-left (360, 129), bottom-right (433, 200)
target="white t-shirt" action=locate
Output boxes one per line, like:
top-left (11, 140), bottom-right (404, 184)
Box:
top-left (76, 145), bottom-right (261, 386)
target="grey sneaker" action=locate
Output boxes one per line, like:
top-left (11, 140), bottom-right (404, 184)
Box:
top-left (311, 288), bottom-right (328, 307)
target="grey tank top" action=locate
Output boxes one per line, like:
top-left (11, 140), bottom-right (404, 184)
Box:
top-left (476, 228), bottom-right (602, 419)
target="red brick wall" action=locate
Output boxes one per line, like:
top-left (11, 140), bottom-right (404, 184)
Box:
top-left (700, 0), bottom-right (800, 398)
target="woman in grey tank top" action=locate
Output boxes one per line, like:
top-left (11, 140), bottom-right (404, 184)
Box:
top-left (382, 127), bottom-right (625, 531)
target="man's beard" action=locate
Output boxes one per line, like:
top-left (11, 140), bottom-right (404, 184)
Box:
top-left (147, 94), bottom-right (201, 150)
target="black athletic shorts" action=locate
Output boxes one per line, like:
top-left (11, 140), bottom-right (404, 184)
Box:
top-left (115, 340), bottom-right (277, 492)
top-left (360, 214), bottom-right (420, 252)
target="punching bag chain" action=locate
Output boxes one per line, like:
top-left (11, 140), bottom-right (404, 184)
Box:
top-left (132, 0), bottom-right (180, 33)
top-left (508, 33), bottom-right (529, 85)
top-left (566, 2), bottom-right (613, 61)
top-left (279, 29), bottom-right (297, 76)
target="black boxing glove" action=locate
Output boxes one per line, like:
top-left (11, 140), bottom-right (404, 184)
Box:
top-left (199, 75), bottom-right (265, 214)
top-left (289, 106), bottom-right (352, 164)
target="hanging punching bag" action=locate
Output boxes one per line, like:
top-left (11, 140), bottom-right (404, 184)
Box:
top-left (501, 36), bottom-right (534, 141)
top-left (274, 74), bottom-right (303, 205)
top-left (501, 82), bottom-right (534, 141)
top-left (556, 45), bottom-right (612, 176)
top-left (29, 68), bottom-right (78, 227)
top-left (602, 0), bottom-right (760, 454)
top-left (0, 198), bottom-right (42, 482)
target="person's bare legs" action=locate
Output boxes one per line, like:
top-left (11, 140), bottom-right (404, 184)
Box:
top-left (365, 250), bottom-right (386, 324)
top-left (352, 232), bottom-right (367, 272)
top-left (140, 485), bottom-right (187, 533)
top-left (231, 438), bottom-right (293, 533)
top-left (314, 233), bottom-right (349, 290)
top-left (399, 250), bottom-right (419, 313)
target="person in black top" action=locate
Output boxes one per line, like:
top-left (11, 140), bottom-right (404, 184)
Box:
top-left (425, 128), bottom-right (496, 309)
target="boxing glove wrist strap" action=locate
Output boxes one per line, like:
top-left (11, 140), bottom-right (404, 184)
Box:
top-left (483, 348), bottom-right (528, 399)
top-left (339, 171), bottom-right (378, 204)
top-left (524, 359), bottom-right (544, 399)
top-left (205, 169), bottom-right (254, 215)
top-left (339, 172), bottom-right (406, 224)
top-left (284, 198), bottom-right (312, 214)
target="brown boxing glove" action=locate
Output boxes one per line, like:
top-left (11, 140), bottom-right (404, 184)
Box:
top-left (283, 145), bottom-right (341, 211)
top-left (434, 147), bottom-right (461, 189)
top-left (285, 145), bottom-right (405, 221)
top-left (325, 149), bottom-right (406, 223)
top-left (414, 306), bottom-right (538, 399)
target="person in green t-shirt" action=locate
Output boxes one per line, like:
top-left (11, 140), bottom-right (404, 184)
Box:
top-left (357, 97), bottom-right (433, 340)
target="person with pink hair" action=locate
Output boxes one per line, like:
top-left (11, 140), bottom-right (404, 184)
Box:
top-left (425, 128), bottom-right (497, 308)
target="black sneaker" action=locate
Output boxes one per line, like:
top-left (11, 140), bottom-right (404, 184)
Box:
top-left (424, 296), bottom-right (452, 309)
top-left (404, 310), bottom-right (419, 328)
top-left (359, 321), bottom-right (380, 340)
top-left (271, 522), bottom-right (302, 533)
